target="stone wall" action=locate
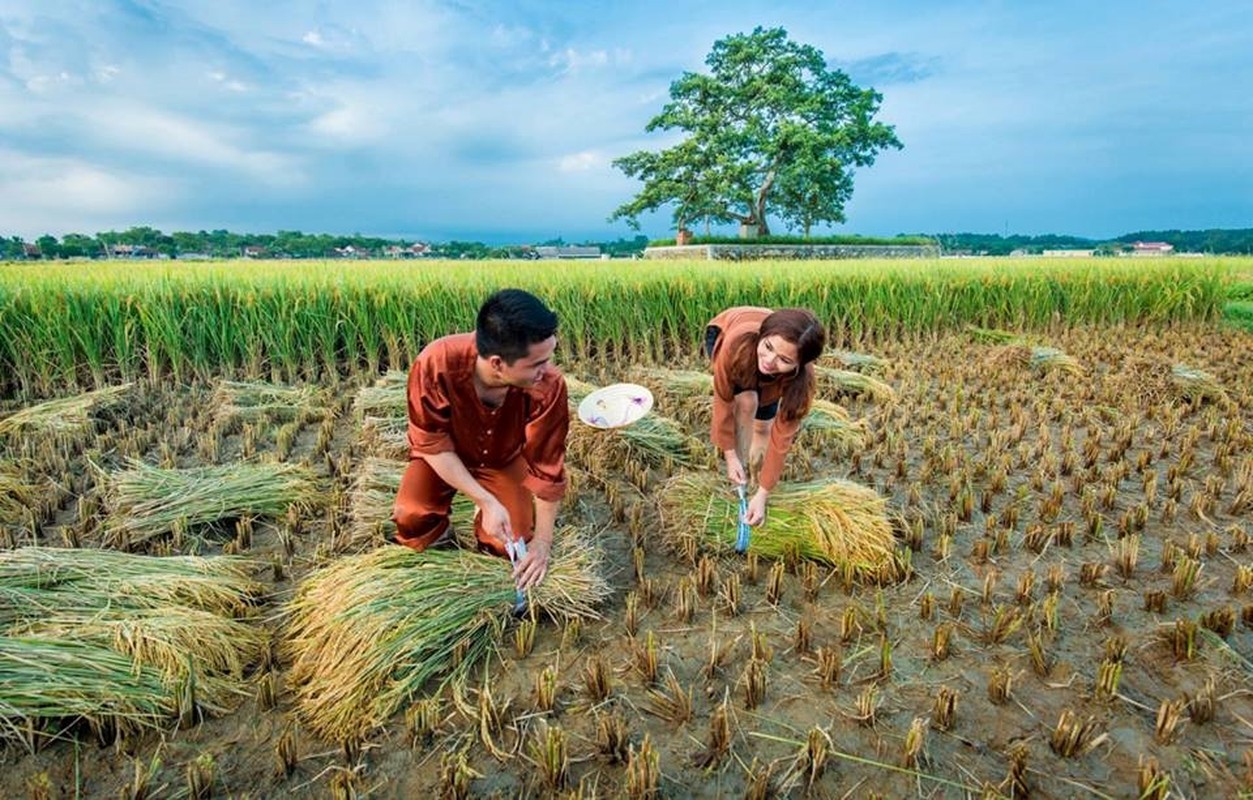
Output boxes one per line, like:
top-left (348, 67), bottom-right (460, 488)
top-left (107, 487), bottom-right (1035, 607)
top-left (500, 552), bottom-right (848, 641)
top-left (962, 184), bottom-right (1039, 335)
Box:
top-left (644, 243), bottom-right (940, 260)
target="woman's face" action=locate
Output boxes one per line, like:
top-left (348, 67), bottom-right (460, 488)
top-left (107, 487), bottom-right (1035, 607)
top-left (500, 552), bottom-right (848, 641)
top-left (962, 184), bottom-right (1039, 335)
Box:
top-left (756, 335), bottom-right (800, 376)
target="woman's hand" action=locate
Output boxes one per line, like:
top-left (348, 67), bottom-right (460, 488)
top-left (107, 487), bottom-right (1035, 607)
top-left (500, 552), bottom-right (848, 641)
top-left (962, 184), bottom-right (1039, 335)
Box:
top-left (724, 449), bottom-right (747, 486)
top-left (744, 487), bottom-right (769, 526)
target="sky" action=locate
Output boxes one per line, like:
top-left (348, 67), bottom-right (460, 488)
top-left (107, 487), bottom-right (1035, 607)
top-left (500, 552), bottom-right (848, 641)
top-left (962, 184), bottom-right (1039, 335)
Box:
top-left (1, 0), bottom-right (1250, 243)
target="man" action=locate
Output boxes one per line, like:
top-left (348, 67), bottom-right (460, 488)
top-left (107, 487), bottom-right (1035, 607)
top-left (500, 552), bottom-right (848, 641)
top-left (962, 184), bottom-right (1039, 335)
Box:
top-left (392, 289), bottom-right (568, 589)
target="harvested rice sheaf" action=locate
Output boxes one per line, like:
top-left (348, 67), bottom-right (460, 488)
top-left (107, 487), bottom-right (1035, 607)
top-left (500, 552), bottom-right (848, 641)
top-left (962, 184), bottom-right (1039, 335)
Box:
top-left (352, 371), bottom-right (409, 419)
top-left (566, 377), bottom-right (709, 471)
top-left (0, 464), bottom-right (40, 531)
top-left (658, 472), bottom-right (894, 576)
top-left (800, 399), bottom-right (867, 455)
top-left (0, 383), bottom-right (134, 444)
top-left (102, 460), bottom-right (321, 547)
top-left (359, 415), bottom-right (409, 459)
top-left (824, 349), bottom-right (889, 375)
top-left (989, 345), bottom-right (1083, 375)
top-left (1111, 358), bottom-right (1229, 406)
top-left (0, 547), bottom-right (266, 746)
top-left (815, 366), bottom-right (896, 402)
top-left (283, 527), bottom-right (608, 741)
top-left (211, 380), bottom-right (327, 426)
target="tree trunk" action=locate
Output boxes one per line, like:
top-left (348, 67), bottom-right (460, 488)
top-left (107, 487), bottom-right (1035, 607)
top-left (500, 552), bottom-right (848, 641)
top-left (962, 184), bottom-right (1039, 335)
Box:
top-left (754, 169), bottom-right (776, 237)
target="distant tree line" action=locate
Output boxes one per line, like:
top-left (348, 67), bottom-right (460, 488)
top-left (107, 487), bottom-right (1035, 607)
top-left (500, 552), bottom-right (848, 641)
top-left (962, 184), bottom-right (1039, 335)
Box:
top-left (934, 229), bottom-right (1253, 256)
top-left (1, 228), bottom-right (653, 261)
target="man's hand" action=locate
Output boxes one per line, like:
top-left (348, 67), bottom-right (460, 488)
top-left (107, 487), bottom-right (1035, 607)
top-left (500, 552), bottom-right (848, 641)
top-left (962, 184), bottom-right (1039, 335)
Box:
top-left (477, 496), bottom-right (514, 544)
top-left (744, 488), bottom-right (769, 526)
top-left (513, 536), bottom-right (551, 590)
top-left (724, 449), bottom-right (747, 486)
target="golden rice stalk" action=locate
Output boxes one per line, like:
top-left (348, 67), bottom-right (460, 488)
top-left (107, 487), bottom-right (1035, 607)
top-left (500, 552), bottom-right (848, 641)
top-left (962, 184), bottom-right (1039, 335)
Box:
top-left (815, 366), bottom-right (895, 402)
top-left (210, 380), bottom-right (326, 426)
top-left (658, 472), bottom-right (894, 578)
top-left (0, 464), bottom-right (40, 531)
top-left (345, 457), bottom-right (476, 552)
top-left (359, 415), bottom-right (409, 459)
top-left (351, 371), bottom-right (409, 419)
top-left (627, 367), bottom-right (712, 400)
top-left (101, 460), bottom-right (321, 547)
top-left (0, 384), bottom-right (134, 444)
top-left (965, 326), bottom-right (1021, 345)
top-left (824, 350), bottom-right (888, 375)
top-left (282, 527), bottom-right (608, 741)
top-left (990, 345), bottom-right (1082, 375)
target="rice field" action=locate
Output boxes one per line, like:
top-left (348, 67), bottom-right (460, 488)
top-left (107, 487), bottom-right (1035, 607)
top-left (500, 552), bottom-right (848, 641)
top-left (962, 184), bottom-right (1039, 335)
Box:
top-left (0, 257), bottom-right (1250, 798)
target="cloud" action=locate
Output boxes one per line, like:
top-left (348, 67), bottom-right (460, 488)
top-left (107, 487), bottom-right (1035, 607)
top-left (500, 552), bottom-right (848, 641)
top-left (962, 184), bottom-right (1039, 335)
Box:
top-left (558, 151), bottom-right (601, 172)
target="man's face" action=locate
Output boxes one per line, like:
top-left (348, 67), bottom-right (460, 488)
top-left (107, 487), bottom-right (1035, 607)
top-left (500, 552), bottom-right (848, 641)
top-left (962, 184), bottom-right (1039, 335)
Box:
top-left (496, 335), bottom-right (558, 387)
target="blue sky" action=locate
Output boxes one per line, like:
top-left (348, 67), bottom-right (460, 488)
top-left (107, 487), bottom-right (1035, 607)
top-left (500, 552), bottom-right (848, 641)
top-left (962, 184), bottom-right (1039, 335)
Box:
top-left (1, 1), bottom-right (1249, 243)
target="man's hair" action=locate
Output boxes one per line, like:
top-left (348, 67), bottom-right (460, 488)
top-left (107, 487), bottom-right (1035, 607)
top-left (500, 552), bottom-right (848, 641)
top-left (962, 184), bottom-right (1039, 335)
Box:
top-left (475, 289), bottom-right (559, 363)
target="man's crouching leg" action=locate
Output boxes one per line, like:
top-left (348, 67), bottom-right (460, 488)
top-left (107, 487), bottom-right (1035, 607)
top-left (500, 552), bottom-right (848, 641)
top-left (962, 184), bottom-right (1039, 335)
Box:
top-left (471, 457), bottom-right (535, 558)
top-left (392, 457), bottom-right (458, 551)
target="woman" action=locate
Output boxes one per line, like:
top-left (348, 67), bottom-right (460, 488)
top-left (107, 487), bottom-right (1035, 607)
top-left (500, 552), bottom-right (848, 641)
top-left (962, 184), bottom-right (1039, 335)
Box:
top-left (704, 306), bottom-right (827, 525)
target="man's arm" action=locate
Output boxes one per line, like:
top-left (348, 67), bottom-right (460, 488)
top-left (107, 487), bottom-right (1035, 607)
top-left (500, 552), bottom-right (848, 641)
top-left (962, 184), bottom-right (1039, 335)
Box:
top-left (421, 451), bottom-right (513, 542)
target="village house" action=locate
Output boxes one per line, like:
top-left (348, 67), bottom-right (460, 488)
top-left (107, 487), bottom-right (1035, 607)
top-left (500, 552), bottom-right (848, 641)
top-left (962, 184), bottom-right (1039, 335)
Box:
top-left (1129, 241), bottom-right (1175, 257)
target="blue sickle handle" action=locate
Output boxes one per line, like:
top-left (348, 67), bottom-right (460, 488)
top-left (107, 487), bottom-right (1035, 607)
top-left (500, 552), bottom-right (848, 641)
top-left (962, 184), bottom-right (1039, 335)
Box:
top-left (505, 537), bottom-right (529, 615)
top-left (735, 485), bottom-right (751, 553)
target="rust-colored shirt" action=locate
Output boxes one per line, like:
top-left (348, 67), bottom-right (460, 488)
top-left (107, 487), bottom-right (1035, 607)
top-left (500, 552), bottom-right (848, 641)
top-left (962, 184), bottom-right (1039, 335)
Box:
top-left (406, 333), bottom-right (569, 502)
top-left (707, 307), bottom-right (809, 491)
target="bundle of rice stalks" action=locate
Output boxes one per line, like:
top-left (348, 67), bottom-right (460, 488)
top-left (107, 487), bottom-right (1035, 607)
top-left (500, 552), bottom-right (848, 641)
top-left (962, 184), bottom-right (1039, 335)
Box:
top-left (211, 380), bottom-right (327, 426)
top-left (800, 400), bottom-right (867, 455)
top-left (658, 472), bottom-right (895, 577)
top-left (283, 527), bottom-right (608, 741)
top-left (101, 460), bottom-right (322, 548)
top-left (627, 367), bottom-right (713, 401)
top-left (359, 415), bottom-right (409, 460)
top-left (0, 547), bottom-right (266, 746)
top-left (352, 371), bottom-right (409, 419)
top-left (824, 350), bottom-right (889, 375)
top-left (346, 457), bottom-right (476, 552)
top-left (815, 366), bottom-right (896, 402)
top-left (0, 384), bottom-right (134, 445)
top-left (989, 345), bottom-right (1082, 375)
top-left (1171, 364), bottom-right (1229, 404)
top-left (567, 382), bottom-right (708, 475)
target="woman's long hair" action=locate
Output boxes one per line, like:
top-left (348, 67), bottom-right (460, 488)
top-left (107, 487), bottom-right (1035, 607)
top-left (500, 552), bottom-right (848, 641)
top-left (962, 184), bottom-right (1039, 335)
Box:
top-left (724, 309), bottom-right (826, 422)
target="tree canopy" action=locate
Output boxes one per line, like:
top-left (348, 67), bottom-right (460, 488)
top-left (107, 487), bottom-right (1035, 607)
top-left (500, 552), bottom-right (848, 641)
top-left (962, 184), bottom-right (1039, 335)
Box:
top-left (610, 26), bottom-right (902, 238)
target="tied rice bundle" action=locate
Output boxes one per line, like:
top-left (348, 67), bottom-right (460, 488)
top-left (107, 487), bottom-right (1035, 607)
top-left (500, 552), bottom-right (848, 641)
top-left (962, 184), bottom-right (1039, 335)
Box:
top-left (800, 400), bottom-right (867, 454)
top-left (283, 527), bottom-right (608, 741)
top-left (0, 547), bottom-right (266, 746)
top-left (211, 380), bottom-right (326, 426)
top-left (824, 350), bottom-right (889, 375)
top-left (627, 368), bottom-right (713, 400)
top-left (567, 377), bottom-right (707, 472)
top-left (359, 415), bottom-right (409, 459)
top-left (1171, 364), bottom-right (1228, 404)
top-left (346, 457), bottom-right (476, 552)
top-left (989, 345), bottom-right (1082, 375)
top-left (965, 325), bottom-right (1021, 345)
top-left (102, 460), bottom-right (321, 547)
top-left (659, 472), bottom-right (894, 576)
top-left (815, 366), bottom-right (896, 402)
top-left (0, 384), bottom-right (134, 444)
top-left (352, 371), bottom-right (409, 419)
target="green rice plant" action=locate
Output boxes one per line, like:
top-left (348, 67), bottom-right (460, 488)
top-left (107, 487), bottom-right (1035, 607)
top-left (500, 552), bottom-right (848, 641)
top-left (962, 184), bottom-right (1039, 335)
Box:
top-left (0, 258), bottom-right (1229, 394)
top-left (101, 460), bottom-right (322, 547)
top-left (815, 366), bottom-right (895, 401)
top-left (282, 527), bottom-right (608, 741)
top-left (210, 380), bottom-right (327, 426)
top-left (658, 472), bottom-right (895, 578)
top-left (0, 383), bottom-right (134, 445)
top-left (345, 457), bottom-right (476, 552)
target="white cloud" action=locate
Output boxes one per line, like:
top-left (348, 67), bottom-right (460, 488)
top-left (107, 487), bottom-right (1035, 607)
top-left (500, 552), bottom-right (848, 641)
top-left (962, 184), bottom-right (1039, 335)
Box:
top-left (558, 151), bottom-right (600, 172)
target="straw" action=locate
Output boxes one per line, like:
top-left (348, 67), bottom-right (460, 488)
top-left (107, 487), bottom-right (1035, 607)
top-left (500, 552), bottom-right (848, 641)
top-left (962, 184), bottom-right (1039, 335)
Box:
top-left (210, 379), bottom-right (327, 426)
top-left (345, 457), bottom-right (477, 552)
top-left (0, 384), bottom-right (134, 444)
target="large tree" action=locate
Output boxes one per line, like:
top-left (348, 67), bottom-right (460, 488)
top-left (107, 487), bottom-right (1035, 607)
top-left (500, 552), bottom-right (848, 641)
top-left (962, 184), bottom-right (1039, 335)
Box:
top-left (611, 27), bottom-right (902, 238)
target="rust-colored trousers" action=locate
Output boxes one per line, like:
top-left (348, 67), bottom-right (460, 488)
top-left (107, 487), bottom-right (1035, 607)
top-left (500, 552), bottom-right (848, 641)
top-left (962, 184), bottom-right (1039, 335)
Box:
top-left (392, 455), bottom-right (534, 557)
